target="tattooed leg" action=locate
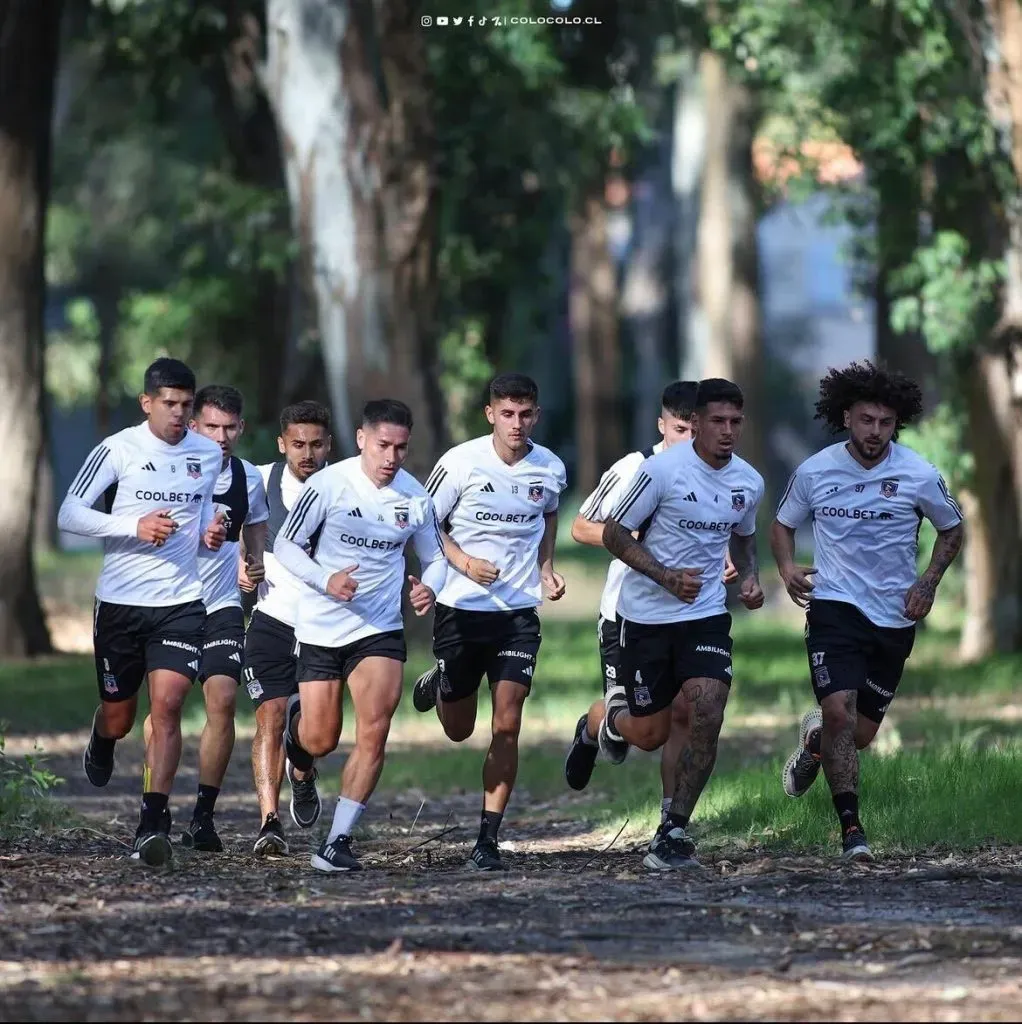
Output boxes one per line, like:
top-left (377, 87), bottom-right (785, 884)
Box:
top-left (668, 677), bottom-right (730, 820)
top-left (820, 690), bottom-right (858, 796)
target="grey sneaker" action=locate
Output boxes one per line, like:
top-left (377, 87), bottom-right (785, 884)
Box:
top-left (642, 823), bottom-right (699, 871)
top-left (782, 708), bottom-right (823, 798)
top-left (841, 826), bottom-right (875, 863)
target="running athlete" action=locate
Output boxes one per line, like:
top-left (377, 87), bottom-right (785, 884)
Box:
top-left (277, 399), bottom-right (448, 873)
top-left (772, 361), bottom-right (964, 862)
top-left (564, 380), bottom-right (737, 805)
top-left (58, 358), bottom-right (227, 865)
top-left (240, 400), bottom-right (331, 855)
top-left (600, 379), bottom-right (765, 870)
top-left (412, 373), bottom-right (568, 871)
top-left (141, 385), bottom-right (269, 852)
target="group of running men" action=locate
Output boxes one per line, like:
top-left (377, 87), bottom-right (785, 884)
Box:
top-left (59, 356), bottom-right (964, 872)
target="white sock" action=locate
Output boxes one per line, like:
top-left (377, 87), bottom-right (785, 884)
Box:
top-left (661, 798), bottom-right (672, 823)
top-left (328, 796), bottom-right (366, 842)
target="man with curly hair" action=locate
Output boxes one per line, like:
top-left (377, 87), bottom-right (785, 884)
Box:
top-left (770, 361), bottom-right (964, 861)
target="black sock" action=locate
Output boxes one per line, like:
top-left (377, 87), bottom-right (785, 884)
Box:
top-left (606, 704), bottom-right (624, 738)
top-left (664, 811), bottom-right (690, 831)
top-left (286, 706), bottom-right (315, 772)
top-left (91, 721), bottom-right (116, 755)
top-left (832, 792), bottom-right (861, 834)
top-left (194, 784), bottom-right (219, 818)
top-left (479, 810), bottom-right (503, 845)
top-left (140, 792), bottom-right (169, 831)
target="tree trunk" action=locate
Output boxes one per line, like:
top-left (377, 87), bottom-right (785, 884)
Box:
top-left (0, 0), bottom-right (60, 656)
top-left (570, 192), bottom-right (623, 495)
top-left (621, 141), bottom-right (672, 450)
top-left (693, 52), bottom-right (764, 469)
top-left (265, 0), bottom-right (444, 475)
top-left (204, 2), bottom-right (294, 425)
top-left (671, 50), bottom-right (706, 382)
top-left (959, 0), bottom-right (1022, 658)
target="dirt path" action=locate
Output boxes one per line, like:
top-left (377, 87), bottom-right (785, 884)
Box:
top-left (3, 737), bottom-right (1022, 1021)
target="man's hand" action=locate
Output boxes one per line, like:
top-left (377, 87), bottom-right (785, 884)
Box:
top-left (739, 575), bottom-right (765, 610)
top-left (408, 575), bottom-right (436, 616)
top-left (244, 554), bottom-right (265, 587)
top-left (723, 554), bottom-right (739, 584)
top-left (780, 564), bottom-right (817, 608)
top-left (138, 509), bottom-right (178, 547)
top-left (904, 576), bottom-right (937, 621)
top-left (465, 556), bottom-right (500, 586)
top-left (662, 567), bottom-right (703, 604)
top-left (542, 568), bottom-right (566, 601)
top-left (238, 557), bottom-right (257, 592)
top-left (326, 564), bottom-right (359, 601)
top-left (203, 511), bottom-right (228, 551)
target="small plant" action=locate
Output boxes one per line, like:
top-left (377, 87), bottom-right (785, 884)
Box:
top-left (0, 722), bottom-right (64, 836)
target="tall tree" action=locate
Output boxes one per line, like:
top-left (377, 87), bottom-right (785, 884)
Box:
top-left (0, 0), bottom-right (60, 655)
top-left (958, 0), bottom-right (1022, 656)
top-left (265, 0), bottom-right (443, 473)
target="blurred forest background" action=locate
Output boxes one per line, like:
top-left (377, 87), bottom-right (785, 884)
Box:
top-left (3, 0), bottom-right (1022, 663)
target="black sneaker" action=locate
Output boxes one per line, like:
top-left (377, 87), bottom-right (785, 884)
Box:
top-left (253, 813), bottom-right (289, 856)
top-left (564, 714), bottom-right (599, 791)
top-left (782, 708), bottom-right (823, 798)
top-left (412, 664), bottom-right (440, 713)
top-left (282, 693), bottom-right (314, 773)
top-left (642, 823), bottom-right (699, 871)
top-left (841, 825), bottom-right (875, 863)
top-left (468, 837), bottom-right (505, 871)
top-left (597, 689), bottom-right (629, 766)
top-left (311, 834), bottom-right (362, 873)
top-left (180, 812), bottom-right (223, 852)
top-left (82, 711), bottom-right (115, 787)
top-left (131, 822), bottom-right (173, 866)
top-left (287, 761), bottom-right (322, 829)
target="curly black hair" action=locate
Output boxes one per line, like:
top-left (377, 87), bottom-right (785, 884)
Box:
top-left (814, 361), bottom-right (924, 436)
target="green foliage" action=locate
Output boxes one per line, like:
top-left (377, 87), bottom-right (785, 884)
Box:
top-left (0, 724), bottom-right (64, 837)
top-left (438, 320), bottom-right (494, 443)
top-left (899, 402), bottom-right (974, 490)
top-left (890, 233), bottom-right (1003, 355)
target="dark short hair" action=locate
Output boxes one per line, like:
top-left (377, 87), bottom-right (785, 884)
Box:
top-left (488, 372), bottom-right (539, 405)
top-left (695, 378), bottom-right (744, 411)
top-left (815, 360), bottom-right (924, 437)
top-left (661, 380), bottom-right (698, 420)
top-left (279, 400), bottom-right (331, 434)
top-left (144, 358), bottom-right (195, 396)
top-left (194, 384), bottom-right (243, 420)
top-left (363, 398), bottom-right (413, 430)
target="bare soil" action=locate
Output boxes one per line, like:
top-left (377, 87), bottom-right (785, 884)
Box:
top-left (2, 737), bottom-right (1022, 1021)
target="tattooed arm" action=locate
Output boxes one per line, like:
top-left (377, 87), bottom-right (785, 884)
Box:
top-left (603, 518), bottom-right (702, 604)
top-left (729, 530), bottom-right (765, 610)
top-left (904, 522), bottom-right (964, 621)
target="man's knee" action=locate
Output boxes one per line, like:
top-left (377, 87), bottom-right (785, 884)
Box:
top-left (255, 699), bottom-right (286, 738)
top-left (822, 691), bottom-right (856, 736)
top-left (203, 679), bottom-right (237, 722)
top-left (669, 696), bottom-right (691, 734)
top-left (101, 702), bottom-right (135, 738)
top-left (631, 714), bottom-right (670, 751)
top-left (149, 688), bottom-right (188, 725)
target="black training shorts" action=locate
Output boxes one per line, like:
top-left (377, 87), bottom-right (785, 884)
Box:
top-left (804, 599), bottom-right (915, 724)
top-left (295, 630), bottom-right (407, 684)
top-left (93, 598), bottom-right (206, 703)
top-left (598, 613), bottom-right (622, 698)
top-left (199, 606), bottom-right (246, 684)
top-left (242, 609), bottom-right (297, 709)
top-left (618, 613), bottom-right (733, 717)
top-left (432, 603), bottom-right (541, 702)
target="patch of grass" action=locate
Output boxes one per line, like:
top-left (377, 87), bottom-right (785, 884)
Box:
top-left (591, 745), bottom-right (1022, 854)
